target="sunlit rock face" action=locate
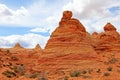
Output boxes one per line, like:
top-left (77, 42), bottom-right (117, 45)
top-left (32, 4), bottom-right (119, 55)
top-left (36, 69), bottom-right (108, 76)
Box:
top-left (92, 23), bottom-right (120, 53)
top-left (45, 11), bottom-right (97, 58)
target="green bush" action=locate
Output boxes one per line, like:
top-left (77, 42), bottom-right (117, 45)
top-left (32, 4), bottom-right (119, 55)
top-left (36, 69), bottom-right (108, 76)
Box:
top-left (104, 72), bottom-right (110, 76)
top-left (70, 70), bottom-right (80, 77)
top-left (96, 69), bottom-right (101, 73)
top-left (13, 65), bottom-right (25, 76)
top-left (6, 50), bottom-right (10, 53)
top-left (2, 70), bottom-right (16, 78)
top-left (81, 70), bottom-right (87, 74)
top-left (64, 76), bottom-right (69, 80)
top-left (107, 67), bottom-right (112, 71)
top-left (37, 77), bottom-right (48, 80)
top-left (107, 54), bottom-right (118, 64)
top-left (88, 68), bottom-right (93, 74)
top-left (29, 73), bottom-right (39, 78)
top-left (11, 56), bottom-right (19, 61)
top-left (108, 58), bottom-right (118, 64)
top-left (82, 75), bottom-right (92, 79)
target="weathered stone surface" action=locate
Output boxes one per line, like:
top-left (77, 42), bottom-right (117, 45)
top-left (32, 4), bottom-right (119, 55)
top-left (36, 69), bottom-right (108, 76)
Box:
top-left (59, 11), bottom-right (86, 32)
top-left (44, 11), bottom-right (96, 58)
top-left (104, 23), bottom-right (116, 31)
top-left (92, 23), bottom-right (120, 53)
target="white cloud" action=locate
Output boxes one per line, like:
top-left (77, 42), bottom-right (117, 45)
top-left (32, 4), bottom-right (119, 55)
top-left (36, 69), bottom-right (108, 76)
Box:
top-left (0, 1), bottom-right (63, 34)
top-left (0, 33), bottom-right (49, 48)
top-left (0, 4), bottom-right (29, 25)
top-left (30, 28), bottom-right (48, 33)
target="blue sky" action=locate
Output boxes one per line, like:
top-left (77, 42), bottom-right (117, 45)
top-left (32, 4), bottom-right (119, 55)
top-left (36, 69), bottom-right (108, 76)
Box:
top-left (0, 0), bottom-right (35, 9)
top-left (0, 0), bottom-right (120, 48)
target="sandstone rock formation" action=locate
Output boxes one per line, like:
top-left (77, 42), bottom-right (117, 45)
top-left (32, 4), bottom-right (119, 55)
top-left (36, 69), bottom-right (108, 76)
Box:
top-left (34, 44), bottom-right (42, 50)
top-left (92, 23), bottom-right (120, 53)
top-left (13, 43), bottom-right (23, 49)
top-left (59, 11), bottom-right (86, 32)
top-left (104, 22), bottom-right (116, 32)
top-left (44, 11), bottom-right (96, 58)
top-left (92, 32), bottom-right (98, 36)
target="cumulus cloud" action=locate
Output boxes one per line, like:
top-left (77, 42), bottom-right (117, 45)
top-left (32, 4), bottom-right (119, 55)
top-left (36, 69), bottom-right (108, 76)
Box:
top-left (0, 33), bottom-right (49, 48)
top-left (0, 4), bottom-right (29, 25)
top-left (0, 1), bottom-right (63, 32)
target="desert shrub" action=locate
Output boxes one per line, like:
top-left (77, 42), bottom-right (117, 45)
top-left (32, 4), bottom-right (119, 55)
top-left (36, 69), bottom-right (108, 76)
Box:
top-left (107, 67), bottom-right (112, 71)
top-left (3, 64), bottom-right (6, 67)
top-left (13, 65), bottom-right (25, 76)
top-left (2, 70), bottom-right (16, 78)
top-left (29, 73), bottom-right (39, 78)
top-left (96, 69), bottom-right (101, 73)
top-left (11, 56), bottom-right (19, 61)
top-left (82, 75), bottom-right (92, 79)
top-left (81, 70), bottom-right (87, 74)
top-left (8, 62), bottom-right (12, 66)
top-left (6, 50), bottom-right (10, 53)
top-left (70, 70), bottom-right (80, 77)
top-left (37, 77), bottom-right (48, 80)
top-left (104, 72), bottom-right (110, 76)
top-left (64, 76), bottom-right (69, 80)
top-left (108, 57), bottom-right (118, 64)
top-left (88, 68), bottom-right (93, 74)
top-left (106, 53), bottom-right (118, 64)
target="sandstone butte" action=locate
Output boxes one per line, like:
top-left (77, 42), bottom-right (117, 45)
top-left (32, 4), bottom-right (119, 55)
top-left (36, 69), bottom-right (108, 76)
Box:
top-left (0, 11), bottom-right (120, 80)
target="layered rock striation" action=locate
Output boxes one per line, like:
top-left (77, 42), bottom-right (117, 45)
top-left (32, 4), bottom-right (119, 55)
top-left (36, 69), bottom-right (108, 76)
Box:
top-left (92, 23), bottom-right (120, 53)
top-left (44, 11), bottom-right (97, 58)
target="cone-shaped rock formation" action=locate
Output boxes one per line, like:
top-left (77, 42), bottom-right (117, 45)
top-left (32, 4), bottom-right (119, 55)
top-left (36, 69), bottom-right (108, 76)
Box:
top-left (34, 44), bottom-right (42, 50)
top-left (92, 23), bottom-right (120, 53)
top-left (104, 23), bottom-right (116, 32)
top-left (44, 11), bottom-right (97, 58)
top-left (13, 43), bottom-right (23, 49)
top-left (99, 23), bottom-right (119, 42)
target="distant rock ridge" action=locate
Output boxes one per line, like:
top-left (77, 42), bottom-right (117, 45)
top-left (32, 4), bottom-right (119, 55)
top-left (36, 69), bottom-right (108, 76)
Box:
top-left (34, 44), bottom-right (42, 50)
top-left (91, 22), bottom-right (120, 53)
top-left (104, 22), bottom-right (116, 32)
top-left (13, 43), bottom-right (23, 49)
top-left (99, 23), bottom-right (119, 42)
top-left (92, 32), bottom-right (98, 37)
